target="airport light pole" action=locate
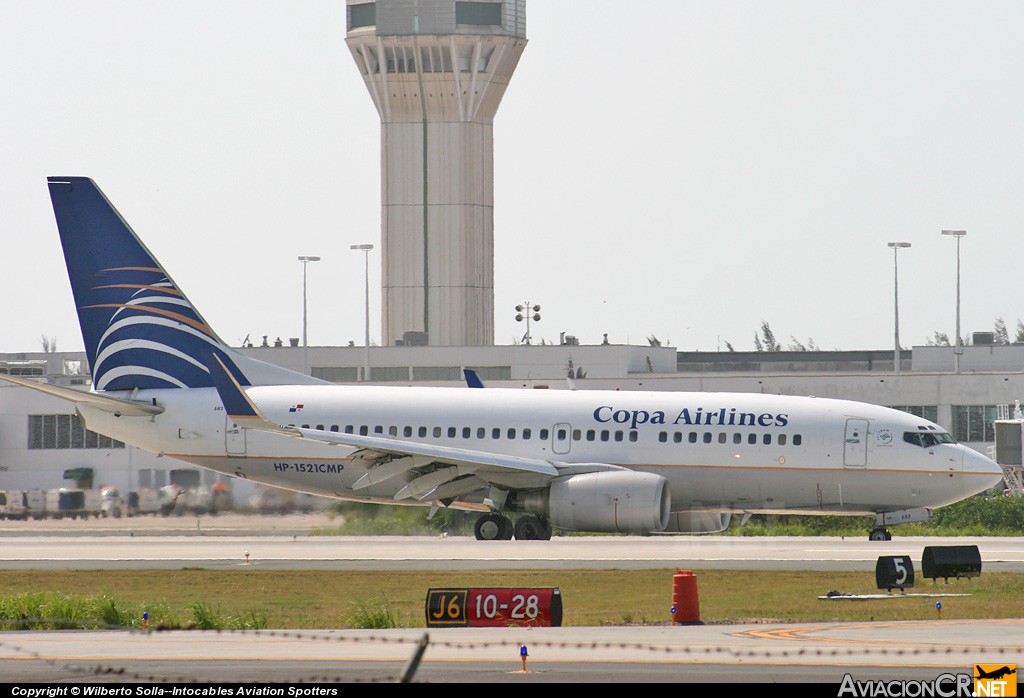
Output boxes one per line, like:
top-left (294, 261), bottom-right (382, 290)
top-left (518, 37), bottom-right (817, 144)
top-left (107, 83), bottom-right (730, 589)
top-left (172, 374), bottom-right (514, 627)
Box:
top-left (298, 255), bottom-right (321, 375)
top-left (941, 230), bottom-right (967, 374)
top-left (888, 242), bottom-right (911, 374)
top-left (515, 302), bottom-right (541, 345)
top-left (351, 244), bottom-right (374, 381)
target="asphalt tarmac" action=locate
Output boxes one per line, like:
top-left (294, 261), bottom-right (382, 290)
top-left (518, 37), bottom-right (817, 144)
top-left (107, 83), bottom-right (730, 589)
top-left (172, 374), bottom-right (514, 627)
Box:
top-left (0, 513), bottom-right (1021, 685)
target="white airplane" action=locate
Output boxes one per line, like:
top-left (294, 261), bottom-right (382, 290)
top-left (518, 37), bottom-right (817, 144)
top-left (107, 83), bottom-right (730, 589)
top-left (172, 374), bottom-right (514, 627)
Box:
top-left (2, 177), bottom-right (1004, 542)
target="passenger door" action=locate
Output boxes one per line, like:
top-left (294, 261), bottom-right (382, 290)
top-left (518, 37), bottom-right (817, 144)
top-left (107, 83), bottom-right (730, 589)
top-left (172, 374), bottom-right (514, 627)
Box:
top-left (844, 418), bottom-right (868, 467)
top-left (225, 416), bottom-right (246, 456)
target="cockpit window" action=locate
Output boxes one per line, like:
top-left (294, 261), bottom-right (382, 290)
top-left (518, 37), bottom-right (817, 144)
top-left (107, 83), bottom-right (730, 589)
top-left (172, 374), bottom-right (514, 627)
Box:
top-left (904, 431), bottom-right (956, 447)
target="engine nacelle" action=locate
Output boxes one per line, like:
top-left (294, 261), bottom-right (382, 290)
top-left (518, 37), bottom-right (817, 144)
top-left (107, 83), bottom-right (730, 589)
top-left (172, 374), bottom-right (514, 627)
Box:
top-left (539, 471), bottom-right (671, 534)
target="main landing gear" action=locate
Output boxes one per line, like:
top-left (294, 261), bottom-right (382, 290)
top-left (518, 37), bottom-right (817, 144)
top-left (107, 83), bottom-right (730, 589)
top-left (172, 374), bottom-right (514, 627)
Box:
top-left (474, 513), bottom-right (552, 541)
top-left (868, 528), bottom-right (893, 542)
top-left (474, 513), bottom-right (512, 540)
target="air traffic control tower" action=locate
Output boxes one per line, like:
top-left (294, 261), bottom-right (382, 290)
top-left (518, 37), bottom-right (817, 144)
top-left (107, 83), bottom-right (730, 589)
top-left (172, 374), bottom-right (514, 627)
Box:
top-left (345, 1), bottom-right (526, 347)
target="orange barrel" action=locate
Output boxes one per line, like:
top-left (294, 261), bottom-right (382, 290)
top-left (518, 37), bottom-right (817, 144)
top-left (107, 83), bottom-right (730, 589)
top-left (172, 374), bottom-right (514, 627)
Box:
top-left (671, 570), bottom-right (701, 625)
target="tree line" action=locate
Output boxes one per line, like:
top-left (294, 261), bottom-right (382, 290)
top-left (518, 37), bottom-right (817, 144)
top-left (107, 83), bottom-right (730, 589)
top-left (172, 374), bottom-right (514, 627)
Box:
top-left (720, 318), bottom-right (1024, 352)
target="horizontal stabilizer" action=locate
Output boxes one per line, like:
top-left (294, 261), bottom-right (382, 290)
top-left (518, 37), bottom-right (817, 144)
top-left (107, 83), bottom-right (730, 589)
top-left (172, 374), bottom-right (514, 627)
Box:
top-left (0, 373), bottom-right (164, 416)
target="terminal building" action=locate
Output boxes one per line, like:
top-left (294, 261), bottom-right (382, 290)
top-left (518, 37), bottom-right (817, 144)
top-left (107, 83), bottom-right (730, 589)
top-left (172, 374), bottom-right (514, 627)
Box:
top-left (2, 340), bottom-right (1022, 506)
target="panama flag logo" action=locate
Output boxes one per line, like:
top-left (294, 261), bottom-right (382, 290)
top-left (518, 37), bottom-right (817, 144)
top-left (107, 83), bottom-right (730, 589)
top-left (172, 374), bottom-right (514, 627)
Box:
top-left (288, 404), bottom-right (304, 413)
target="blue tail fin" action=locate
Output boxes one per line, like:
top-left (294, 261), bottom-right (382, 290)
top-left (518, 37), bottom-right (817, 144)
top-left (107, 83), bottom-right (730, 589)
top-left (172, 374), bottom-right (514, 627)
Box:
top-left (47, 177), bottom-right (317, 391)
top-left (463, 368), bottom-right (485, 388)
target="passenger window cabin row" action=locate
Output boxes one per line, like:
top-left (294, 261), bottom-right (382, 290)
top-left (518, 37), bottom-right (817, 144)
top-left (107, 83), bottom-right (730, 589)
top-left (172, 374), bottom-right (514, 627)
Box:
top-left (290, 422), bottom-right (803, 447)
top-left (302, 424), bottom-right (549, 440)
top-left (659, 431), bottom-right (802, 446)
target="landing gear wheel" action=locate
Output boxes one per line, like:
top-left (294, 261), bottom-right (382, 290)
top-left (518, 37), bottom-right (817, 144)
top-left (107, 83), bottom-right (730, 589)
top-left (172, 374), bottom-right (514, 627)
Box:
top-left (475, 513), bottom-right (514, 541)
top-left (514, 515), bottom-right (553, 541)
top-left (869, 528), bottom-right (892, 542)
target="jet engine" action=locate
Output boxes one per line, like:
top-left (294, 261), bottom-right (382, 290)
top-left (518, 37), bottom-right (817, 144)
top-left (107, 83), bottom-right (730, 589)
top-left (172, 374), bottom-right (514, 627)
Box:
top-left (513, 471), bottom-right (671, 533)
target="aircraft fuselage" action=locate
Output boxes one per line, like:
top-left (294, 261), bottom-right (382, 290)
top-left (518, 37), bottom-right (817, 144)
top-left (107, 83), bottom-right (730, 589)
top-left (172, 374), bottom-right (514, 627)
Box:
top-left (79, 385), bottom-right (999, 516)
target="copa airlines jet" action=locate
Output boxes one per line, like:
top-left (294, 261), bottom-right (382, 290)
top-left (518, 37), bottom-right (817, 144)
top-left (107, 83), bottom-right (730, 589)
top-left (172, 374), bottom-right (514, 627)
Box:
top-left (2, 178), bottom-right (1003, 541)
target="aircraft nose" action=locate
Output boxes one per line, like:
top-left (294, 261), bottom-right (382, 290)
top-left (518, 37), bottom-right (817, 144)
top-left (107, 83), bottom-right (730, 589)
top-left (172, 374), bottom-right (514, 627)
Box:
top-left (963, 447), bottom-right (1004, 491)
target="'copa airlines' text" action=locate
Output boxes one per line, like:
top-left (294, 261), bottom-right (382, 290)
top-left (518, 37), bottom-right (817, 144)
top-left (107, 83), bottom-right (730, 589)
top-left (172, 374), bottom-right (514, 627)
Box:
top-left (593, 406), bottom-right (790, 430)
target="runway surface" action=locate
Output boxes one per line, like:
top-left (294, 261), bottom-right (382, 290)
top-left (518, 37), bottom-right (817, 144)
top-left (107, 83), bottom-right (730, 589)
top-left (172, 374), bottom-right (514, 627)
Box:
top-left (1, 514), bottom-right (1021, 684)
top-left (1, 530), bottom-right (1023, 571)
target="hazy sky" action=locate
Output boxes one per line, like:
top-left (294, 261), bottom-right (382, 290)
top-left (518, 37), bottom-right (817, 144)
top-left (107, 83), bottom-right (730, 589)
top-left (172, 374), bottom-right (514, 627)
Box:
top-left (2, 1), bottom-right (1022, 355)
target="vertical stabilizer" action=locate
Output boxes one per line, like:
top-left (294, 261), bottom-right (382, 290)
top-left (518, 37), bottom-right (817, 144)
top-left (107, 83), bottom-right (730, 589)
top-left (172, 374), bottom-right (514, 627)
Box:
top-left (47, 177), bottom-right (322, 391)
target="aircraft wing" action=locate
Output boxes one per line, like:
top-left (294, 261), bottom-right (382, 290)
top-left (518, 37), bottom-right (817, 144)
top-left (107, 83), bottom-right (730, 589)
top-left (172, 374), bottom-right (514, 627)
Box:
top-left (204, 354), bottom-right (567, 500)
top-left (0, 373), bottom-right (164, 416)
top-left (288, 427), bottom-right (560, 478)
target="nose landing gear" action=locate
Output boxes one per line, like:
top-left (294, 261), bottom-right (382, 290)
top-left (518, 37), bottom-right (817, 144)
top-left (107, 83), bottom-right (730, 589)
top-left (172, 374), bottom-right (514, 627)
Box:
top-left (869, 528), bottom-right (892, 542)
top-left (870, 508), bottom-right (931, 541)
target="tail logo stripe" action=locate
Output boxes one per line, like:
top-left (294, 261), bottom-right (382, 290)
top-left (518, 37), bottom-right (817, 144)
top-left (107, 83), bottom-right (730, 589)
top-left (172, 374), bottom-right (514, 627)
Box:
top-left (93, 339), bottom-right (209, 383)
top-left (93, 284), bottom-right (185, 297)
top-left (100, 266), bottom-right (164, 273)
top-left (96, 366), bottom-right (188, 390)
top-left (82, 304), bottom-right (216, 336)
top-left (100, 316), bottom-right (222, 349)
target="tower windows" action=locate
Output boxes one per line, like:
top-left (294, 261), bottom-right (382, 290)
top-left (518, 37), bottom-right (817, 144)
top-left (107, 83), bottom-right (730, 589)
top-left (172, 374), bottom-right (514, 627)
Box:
top-left (455, 2), bottom-right (503, 27)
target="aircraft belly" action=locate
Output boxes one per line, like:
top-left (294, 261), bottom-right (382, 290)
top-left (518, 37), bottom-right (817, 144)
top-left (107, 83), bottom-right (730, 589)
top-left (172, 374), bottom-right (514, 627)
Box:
top-left (775, 470), bottom-right (980, 513)
top-left (186, 455), bottom-right (368, 500)
top-left (660, 462), bottom-right (975, 515)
